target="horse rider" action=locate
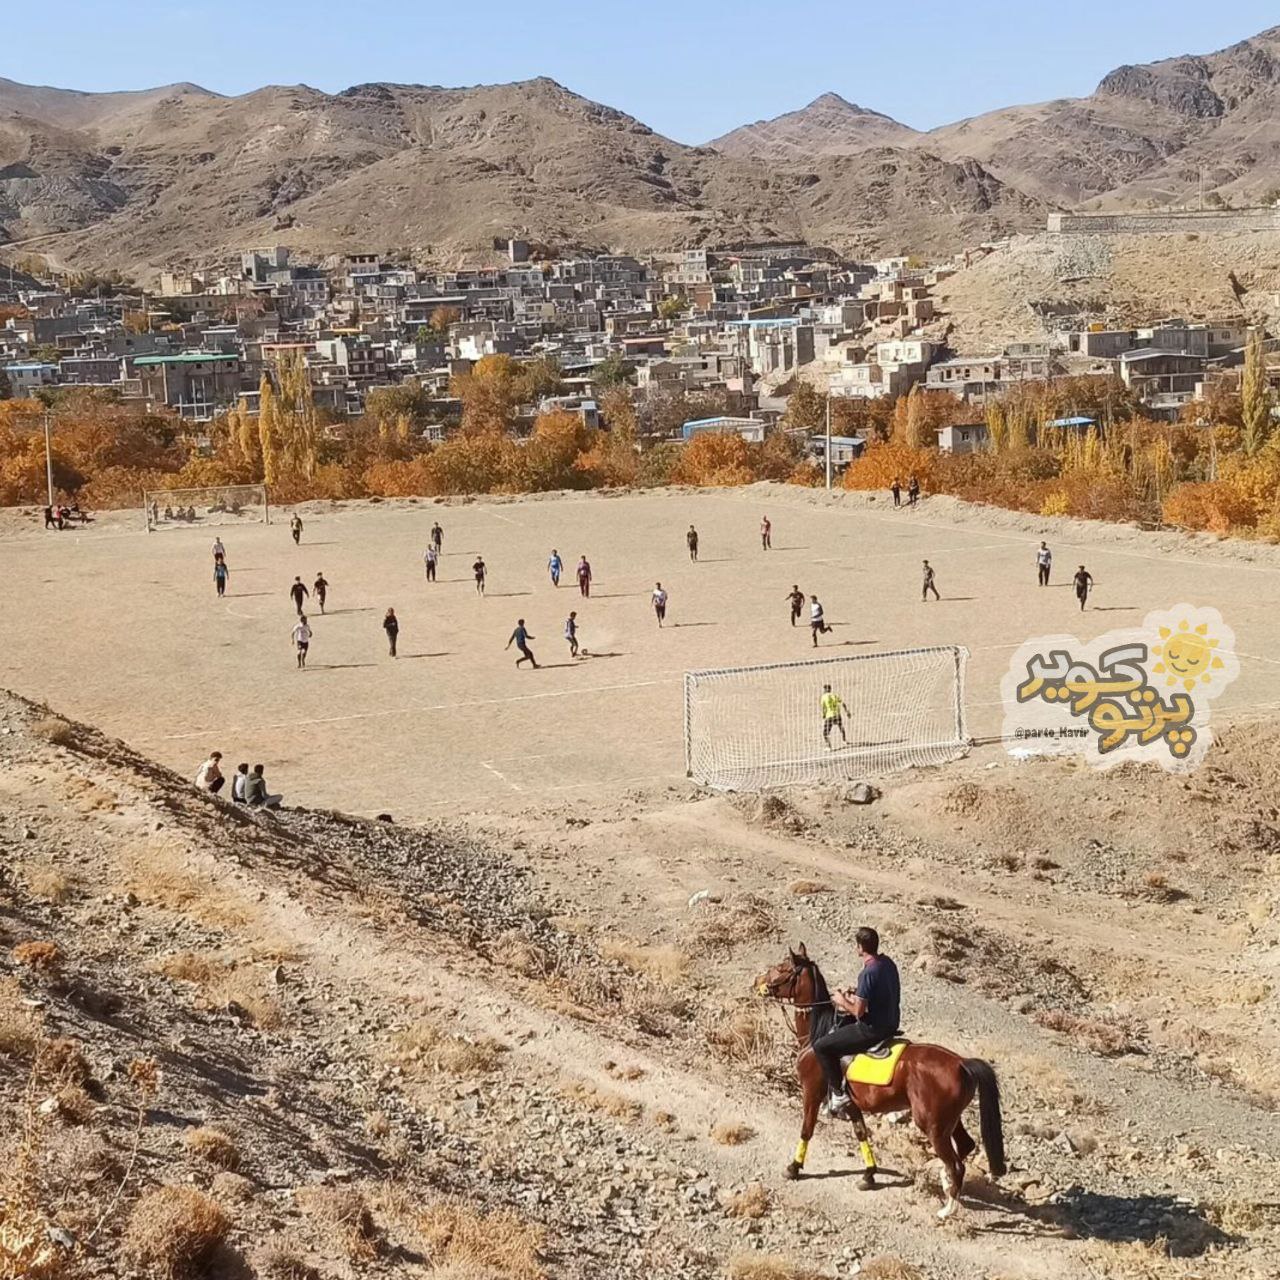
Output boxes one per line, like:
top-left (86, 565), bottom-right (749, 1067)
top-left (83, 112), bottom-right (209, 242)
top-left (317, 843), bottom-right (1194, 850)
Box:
top-left (814, 927), bottom-right (901, 1116)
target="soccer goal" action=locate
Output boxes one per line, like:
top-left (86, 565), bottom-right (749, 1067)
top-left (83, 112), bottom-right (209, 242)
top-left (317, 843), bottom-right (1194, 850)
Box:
top-left (684, 645), bottom-right (969, 792)
top-left (144, 484), bottom-right (270, 532)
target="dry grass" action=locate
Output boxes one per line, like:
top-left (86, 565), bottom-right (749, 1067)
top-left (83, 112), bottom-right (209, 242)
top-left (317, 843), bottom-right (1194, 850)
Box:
top-left (154, 951), bottom-right (283, 1030)
top-left (0, 977), bottom-right (43, 1062)
top-left (183, 1126), bottom-right (241, 1172)
top-left (30, 716), bottom-right (74, 747)
top-left (728, 1255), bottom-right (828, 1280)
top-left (11, 942), bottom-right (62, 973)
top-left (387, 1021), bottom-right (506, 1078)
top-left (1034, 1009), bottom-right (1138, 1057)
top-left (257, 1245), bottom-right (320, 1280)
top-left (122, 1186), bottom-right (231, 1278)
top-left (600, 938), bottom-right (688, 984)
top-left (711, 1121), bottom-right (756, 1146)
top-left (210, 1173), bottom-right (255, 1205)
top-left (416, 1200), bottom-right (545, 1279)
top-left (560, 1080), bottom-right (643, 1123)
top-left (490, 930), bottom-right (556, 979)
top-left (724, 1183), bottom-right (771, 1219)
top-left (859, 1259), bottom-right (925, 1280)
top-left (0, 1199), bottom-right (69, 1280)
top-left (124, 846), bottom-right (253, 930)
top-left (689, 894), bottom-right (778, 955)
top-left (705, 1003), bottom-right (786, 1071)
top-left (296, 1186), bottom-right (378, 1262)
top-left (19, 865), bottom-right (74, 905)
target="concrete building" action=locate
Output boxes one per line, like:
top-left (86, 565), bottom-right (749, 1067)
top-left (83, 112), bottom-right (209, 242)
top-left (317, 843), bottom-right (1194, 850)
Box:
top-left (681, 415), bottom-right (767, 443)
top-left (936, 422), bottom-right (990, 454)
top-left (133, 352), bottom-right (242, 421)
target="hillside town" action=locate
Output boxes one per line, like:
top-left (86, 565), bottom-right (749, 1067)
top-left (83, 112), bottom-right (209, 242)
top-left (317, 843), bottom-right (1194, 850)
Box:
top-left (2, 220), bottom-right (1269, 467)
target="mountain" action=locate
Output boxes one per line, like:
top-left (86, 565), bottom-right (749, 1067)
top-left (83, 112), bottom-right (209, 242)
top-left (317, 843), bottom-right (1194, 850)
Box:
top-left (715, 26), bottom-right (1280, 210)
top-left (0, 75), bottom-right (1044, 274)
top-left (709, 92), bottom-right (918, 160)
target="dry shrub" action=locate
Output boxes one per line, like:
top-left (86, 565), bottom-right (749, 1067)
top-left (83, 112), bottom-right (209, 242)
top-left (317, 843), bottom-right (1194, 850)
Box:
top-left (600, 938), bottom-right (688, 984)
top-left (183, 1126), bottom-right (240, 1172)
top-left (210, 1173), bottom-right (255, 1205)
top-left (296, 1187), bottom-right (378, 1262)
top-left (123, 1186), bottom-right (231, 1278)
top-left (388, 1022), bottom-right (506, 1078)
top-left (416, 1199), bottom-right (545, 1279)
top-left (711, 1121), bottom-right (756, 1146)
top-left (0, 977), bottom-right (44, 1061)
top-left (125, 850), bottom-right (252, 929)
top-left (859, 1260), bottom-right (925, 1280)
top-left (690, 894), bottom-right (778, 955)
top-left (706, 1003), bottom-right (785, 1071)
top-left (20, 866), bottom-right (73, 905)
top-left (728, 1255), bottom-right (828, 1280)
top-left (490, 930), bottom-right (555, 979)
top-left (154, 952), bottom-right (282, 1030)
top-left (0, 1200), bottom-right (68, 1280)
top-left (12, 942), bottom-right (62, 973)
top-left (258, 1245), bottom-right (320, 1280)
top-left (560, 1080), bottom-right (643, 1123)
top-left (30, 716), bottom-right (74, 747)
top-left (725, 1183), bottom-right (771, 1219)
top-left (1034, 1009), bottom-right (1138, 1057)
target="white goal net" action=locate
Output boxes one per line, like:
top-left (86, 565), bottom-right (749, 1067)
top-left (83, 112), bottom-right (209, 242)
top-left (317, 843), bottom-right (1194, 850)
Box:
top-left (145, 484), bottom-right (270, 532)
top-left (684, 645), bottom-right (969, 791)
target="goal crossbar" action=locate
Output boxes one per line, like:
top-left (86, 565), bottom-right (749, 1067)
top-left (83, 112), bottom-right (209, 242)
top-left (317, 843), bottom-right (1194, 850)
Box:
top-left (684, 644), bottom-right (969, 792)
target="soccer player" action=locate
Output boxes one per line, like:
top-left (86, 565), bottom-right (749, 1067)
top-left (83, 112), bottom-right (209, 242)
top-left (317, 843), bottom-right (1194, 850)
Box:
top-left (431, 521), bottom-right (444, 553)
top-left (214, 558), bottom-right (230, 598)
top-left (577, 555), bottom-right (592, 599)
top-left (383, 607), bottom-right (399, 658)
top-left (761, 515), bottom-right (772, 550)
top-left (313, 573), bottom-right (329, 613)
top-left (292, 614), bottom-right (312, 669)
top-left (786, 584), bottom-right (805, 627)
top-left (809, 595), bottom-right (828, 647)
top-left (289, 576), bottom-right (309, 616)
top-left (1036, 542), bottom-right (1052, 587)
top-left (424, 544), bottom-right (438, 582)
top-left (290, 513), bottom-right (303, 545)
top-left (506, 618), bottom-right (539, 669)
top-left (652, 582), bottom-right (668, 627)
top-left (687, 525), bottom-right (699, 562)
top-left (1074, 565), bottom-right (1094, 611)
top-left (908, 475), bottom-right (921, 507)
top-left (473, 556), bottom-right (487, 596)
top-left (211, 536), bottom-right (226, 560)
top-left (565, 610), bottom-right (580, 658)
top-left (548, 549), bottom-right (563, 587)
top-left (891, 477), bottom-right (901, 509)
top-left (821, 684), bottom-right (848, 749)
top-left (922, 560), bottom-right (939, 602)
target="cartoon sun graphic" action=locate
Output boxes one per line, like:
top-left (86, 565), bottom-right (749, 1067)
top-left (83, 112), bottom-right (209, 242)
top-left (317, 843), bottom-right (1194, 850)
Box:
top-left (1152, 619), bottom-right (1226, 691)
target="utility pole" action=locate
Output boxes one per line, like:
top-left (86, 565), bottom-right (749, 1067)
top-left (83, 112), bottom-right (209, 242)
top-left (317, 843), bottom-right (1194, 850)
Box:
top-left (825, 392), bottom-right (833, 491)
top-left (43, 409), bottom-right (54, 507)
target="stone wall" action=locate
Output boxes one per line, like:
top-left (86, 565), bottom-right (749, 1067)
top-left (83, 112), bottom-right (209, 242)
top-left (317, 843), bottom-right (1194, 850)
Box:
top-left (1047, 211), bottom-right (1280, 235)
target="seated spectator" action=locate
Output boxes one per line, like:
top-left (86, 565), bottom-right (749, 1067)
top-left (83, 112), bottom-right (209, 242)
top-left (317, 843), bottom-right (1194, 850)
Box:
top-left (244, 764), bottom-right (282, 809)
top-left (231, 762), bottom-right (250, 803)
top-left (194, 751), bottom-right (225, 794)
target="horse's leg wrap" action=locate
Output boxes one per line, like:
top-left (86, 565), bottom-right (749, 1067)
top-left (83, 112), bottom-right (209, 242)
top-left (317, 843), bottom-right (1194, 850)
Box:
top-left (793, 1139), bottom-right (808, 1168)
top-left (852, 1116), bottom-right (877, 1170)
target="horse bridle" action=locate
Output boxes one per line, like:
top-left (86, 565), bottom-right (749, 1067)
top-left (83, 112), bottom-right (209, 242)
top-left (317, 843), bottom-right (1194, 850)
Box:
top-left (757, 957), bottom-right (832, 1040)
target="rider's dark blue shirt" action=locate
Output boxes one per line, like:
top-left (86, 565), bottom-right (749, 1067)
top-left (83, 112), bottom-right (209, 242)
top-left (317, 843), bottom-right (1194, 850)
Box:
top-left (856, 954), bottom-right (900, 1031)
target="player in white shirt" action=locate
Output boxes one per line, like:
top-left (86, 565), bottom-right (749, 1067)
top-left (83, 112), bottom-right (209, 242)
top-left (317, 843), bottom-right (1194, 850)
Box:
top-left (652, 582), bottom-right (668, 628)
top-left (809, 595), bottom-right (829, 647)
top-left (291, 615), bottom-right (312, 669)
top-left (1036, 541), bottom-right (1052, 587)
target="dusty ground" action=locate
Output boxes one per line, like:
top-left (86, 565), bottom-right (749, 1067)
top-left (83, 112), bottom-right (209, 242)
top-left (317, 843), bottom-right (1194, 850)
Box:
top-left (4, 485), bottom-right (1280, 821)
top-left (1, 486), bottom-right (1279, 1279)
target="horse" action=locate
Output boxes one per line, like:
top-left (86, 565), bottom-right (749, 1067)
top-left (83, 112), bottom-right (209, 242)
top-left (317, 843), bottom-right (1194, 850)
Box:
top-left (754, 943), bottom-right (1005, 1219)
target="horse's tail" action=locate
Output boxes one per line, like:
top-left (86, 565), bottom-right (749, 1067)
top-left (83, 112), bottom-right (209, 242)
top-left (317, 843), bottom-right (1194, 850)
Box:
top-left (962, 1059), bottom-right (1006, 1178)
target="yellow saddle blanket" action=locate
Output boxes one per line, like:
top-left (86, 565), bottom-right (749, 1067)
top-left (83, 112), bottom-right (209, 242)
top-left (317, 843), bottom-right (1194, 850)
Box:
top-left (844, 1039), bottom-right (909, 1088)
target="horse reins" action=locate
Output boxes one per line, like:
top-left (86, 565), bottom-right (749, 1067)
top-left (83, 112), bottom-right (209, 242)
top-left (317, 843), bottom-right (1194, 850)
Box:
top-left (759, 963), bottom-right (832, 1041)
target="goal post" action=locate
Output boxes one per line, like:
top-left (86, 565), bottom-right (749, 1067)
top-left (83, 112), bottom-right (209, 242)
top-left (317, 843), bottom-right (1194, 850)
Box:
top-left (684, 645), bottom-right (969, 792)
top-left (144, 484), bottom-right (270, 532)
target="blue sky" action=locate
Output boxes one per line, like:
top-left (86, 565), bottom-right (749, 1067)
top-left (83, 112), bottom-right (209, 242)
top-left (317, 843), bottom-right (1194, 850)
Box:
top-left (4, 2), bottom-right (1278, 142)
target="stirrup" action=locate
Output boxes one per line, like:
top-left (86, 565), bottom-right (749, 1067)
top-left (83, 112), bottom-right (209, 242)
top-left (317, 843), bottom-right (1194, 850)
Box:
top-left (824, 1090), bottom-right (851, 1117)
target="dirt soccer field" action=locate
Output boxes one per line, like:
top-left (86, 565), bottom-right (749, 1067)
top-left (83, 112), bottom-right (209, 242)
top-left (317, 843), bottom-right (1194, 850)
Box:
top-left (4, 484), bottom-right (1280, 820)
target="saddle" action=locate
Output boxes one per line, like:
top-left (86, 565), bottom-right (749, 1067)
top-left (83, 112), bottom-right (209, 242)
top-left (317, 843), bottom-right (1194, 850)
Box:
top-left (841, 1036), bottom-right (909, 1088)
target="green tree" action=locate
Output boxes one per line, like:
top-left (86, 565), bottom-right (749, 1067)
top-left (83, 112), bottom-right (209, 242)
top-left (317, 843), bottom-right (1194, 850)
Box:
top-left (657, 295), bottom-right (687, 321)
top-left (0, 366), bottom-right (10, 400)
top-left (1242, 328), bottom-right (1272, 456)
top-left (785, 383), bottom-right (827, 432)
top-left (592, 354), bottom-right (633, 390)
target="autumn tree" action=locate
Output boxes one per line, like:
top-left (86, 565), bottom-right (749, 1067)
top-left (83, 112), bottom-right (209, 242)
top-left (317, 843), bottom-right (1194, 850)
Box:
top-left (429, 305), bottom-right (461, 335)
top-left (276, 350), bottom-right (319, 480)
top-left (672, 432), bottom-right (758, 486)
top-left (1241, 328), bottom-right (1272, 455)
top-left (785, 383), bottom-right (826, 432)
top-left (258, 375), bottom-right (281, 486)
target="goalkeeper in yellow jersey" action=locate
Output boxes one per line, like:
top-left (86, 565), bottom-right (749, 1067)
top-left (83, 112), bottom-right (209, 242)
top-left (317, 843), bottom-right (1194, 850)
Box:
top-left (821, 684), bottom-right (848, 749)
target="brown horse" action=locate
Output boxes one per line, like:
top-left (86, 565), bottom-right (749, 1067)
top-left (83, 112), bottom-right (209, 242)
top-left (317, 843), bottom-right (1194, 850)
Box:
top-left (754, 944), bottom-right (1005, 1219)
